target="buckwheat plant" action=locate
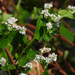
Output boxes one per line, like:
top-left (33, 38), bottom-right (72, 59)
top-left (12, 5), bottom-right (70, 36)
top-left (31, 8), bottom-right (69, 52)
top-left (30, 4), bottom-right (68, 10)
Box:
top-left (0, 1), bottom-right (75, 75)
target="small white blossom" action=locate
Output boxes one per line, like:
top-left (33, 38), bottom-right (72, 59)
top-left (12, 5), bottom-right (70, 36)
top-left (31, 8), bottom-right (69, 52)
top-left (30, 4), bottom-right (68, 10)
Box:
top-left (49, 14), bottom-right (61, 22)
top-left (22, 62), bottom-right (32, 69)
top-left (45, 57), bottom-right (52, 63)
top-left (0, 10), bottom-right (2, 14)
top-left (41, 9), bottom-right (49, 18)
top-left (19, 26), bottom-right (26, 35)
top-left (39, 47), bottom-right (51, 53)
top-left (46, 22), bottom-right (52, 29)
top-left (19, 73), bottom-right (26, 75)
top-left (68, 5), bottom-right (75, 10)
top-left (34, 55), bottom-right (45, 63)
top-left (5, 17), bottom-right (17, 25)
top-left (44, 3), bottom-right (53, 9)
top-left (5, 17), bottom-right (26, 35)
top-left (51, 53), bottom-right (57, 61)
top-left (68, 5), bottom-right (75, 14)
top-left (56, 21), bottom-right (60, 27)
top-left (0, 57), bottom-right (6, 66)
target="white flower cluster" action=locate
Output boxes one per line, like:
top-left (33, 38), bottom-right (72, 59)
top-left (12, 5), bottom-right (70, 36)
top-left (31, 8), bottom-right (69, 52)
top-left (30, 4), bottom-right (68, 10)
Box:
top-left (46, 22), bottom-right (52, 29)
top-left (34, 47), bottom-right (57, 63)
top-left (39, 47), bottom-right (51, 53)
top-left (5, 17), bottom-right (18, 25)
top-left (68, 5), bottom-right (75, 14)
top-left (13, 25), bottom-right (26, 35)
top-left (5, 17), bottom-right (26, 35)
top-left (41, 9), bottom-right (49, 18)
top-left (34, 55), bottom-right (45, 63)
top-left (68, 5), bottom-right (75, 10)
top-left (0, 57), bottom-right (6, 66)
top-left (41, 3), bottom-right (61, 28)
top-left (44, 3), bottom-right (53, 9)
top-left (56, 21), bottom-right (60, 27)
top-left (41, 3), bottom-right (53, 18)
top-left (50, 14), bottom-right (61, 22)
top-left (45, 53), bottom-right (57, 63)
top-left (19, 73), bottom-right (26, 75)
top-left (22, 62), bottom-right (32, 69)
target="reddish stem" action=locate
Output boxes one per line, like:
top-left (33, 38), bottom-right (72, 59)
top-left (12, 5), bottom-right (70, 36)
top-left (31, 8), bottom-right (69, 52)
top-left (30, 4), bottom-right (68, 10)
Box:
top-left (5, 47), bottom-right (16, 65)
top-left (62, 20), bottom-right (73, 32)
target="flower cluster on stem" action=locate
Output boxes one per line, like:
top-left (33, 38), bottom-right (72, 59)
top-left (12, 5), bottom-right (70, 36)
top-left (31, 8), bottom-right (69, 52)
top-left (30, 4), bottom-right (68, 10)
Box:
top-left (0, 57), bottom-right (6, 66)
top-left (22, 62), bottom-right (32, 69)
top-left (39, 47), bottom-right (51, 53)
top-left (41, 3), bottom-right (62, 29)
top-left (68, 5), bottom-right (75, 14)
top-left (34, 47), bottom-right (57, 64)
top-left (5, 17), bottom-right (26, 35)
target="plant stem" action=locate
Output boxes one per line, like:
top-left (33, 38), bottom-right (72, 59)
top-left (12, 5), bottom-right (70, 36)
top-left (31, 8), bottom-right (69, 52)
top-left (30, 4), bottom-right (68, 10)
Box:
top-left (8, 70), bottom-right (11, 75)
top-left (16, 0), bottom-right (22, 10)
top-left (44, 63), bottom-right (48, 71)
top-left (19, 37), bottom-right (35, 58)
top-left (10, 0), bottom-right (20, 24)
top-left (63, 0), bottom-right (68, 8)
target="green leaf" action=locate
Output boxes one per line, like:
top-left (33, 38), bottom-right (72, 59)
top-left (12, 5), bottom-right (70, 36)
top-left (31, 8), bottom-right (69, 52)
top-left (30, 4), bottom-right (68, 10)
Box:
top-left (31, 8), bottom-right (39, 19)
top-left (58, 10), bottom-right (74, 19)
top-left (36, 15), bottom-right (43, 30)
top-left (23, 35), bottom-right (27, 44)
top-left (1, 66), bottom-right (7, 71)
top-left (34, 29), bottom-right (40, 40)
top-left (0, 24), bottom-right (7, 30)
top-left (44, 34), bottom-right (50, 42)
top-left (0, 38), bottom-right (9, 48)
top-left (8, 31), bottom-right (17, 43)
top-left (19, 10), bottom-right (30, 25)
top-left (60, 25), bottom-right (74, 42)
top-left (64, 50), bottom-right (69, 58)
top-left (42, 71), bottom-right (49, 75)
top-left (27, 49), bottom-right (37, 60)
top-left (3, 14), bottom-right (12, 21)
top-left (1, 64), bottom-right (16, 71)
top-left (15, 53), bottom-right (19, 59)
top-left (7, 64), bottom-right (16, 70)
top-left (34, 15), bottom-right (43, 40)
top-left (0, 19), bottom-right (3, 22)
top-left (18, 58), bottom-right (28, 66)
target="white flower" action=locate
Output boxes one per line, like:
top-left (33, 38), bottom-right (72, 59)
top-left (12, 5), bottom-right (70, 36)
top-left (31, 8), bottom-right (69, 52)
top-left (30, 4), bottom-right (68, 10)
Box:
top-left (34, 54), bottom-right (45, 63)
top-left (19, 26), bottom-right (26, 35)
top-left (22, 62), bottom-right (33, 69)
top-left (45, 57), bottom-right (51, 63)
top-left (51, 53), bottom-right (57, 61)
top-left (46, 22), bottom-right (52, 29)
top-left (0, 10), bottom-right (2, 14)
top-left (56, 21), bottom-right (60, 27)
top-left (5, 17), bottom-right (26, 35)
top-left (5, 17), bottom-right (17, 25)
top-left (0, 57), bottom-right (6, 66)
top-left (19, 73), bottom-right (26, 75)
top-left (39, 47), bottom-right (51, 53)
top-left (41, 9), bottom-right (49, 18)
top-left (68, 5), bottom-right (75, 10)
top-left (68, 5), bottom-right (75, 14)
top-left (50, 14), bottom-right (61, 22)
top-left (44, 3), bottom-right (53, 9)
